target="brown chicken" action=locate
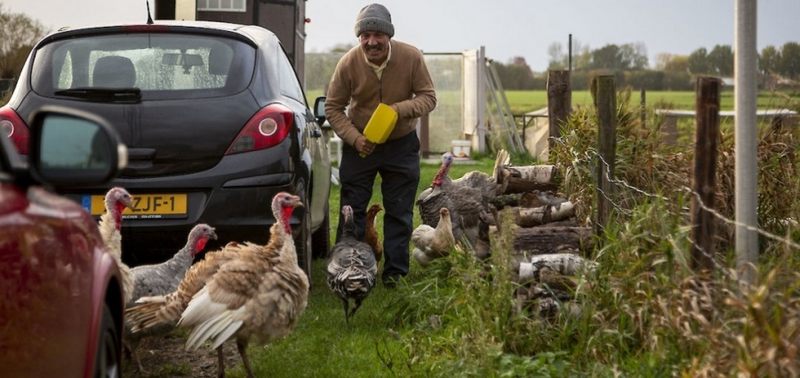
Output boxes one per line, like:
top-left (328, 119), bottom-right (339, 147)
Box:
top-left (364, 204), bottom-right (383, 262)
top-left (412, 207), bottom-right (456, 266)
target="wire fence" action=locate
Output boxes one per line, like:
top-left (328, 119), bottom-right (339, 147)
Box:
top-left (548, 94), bottom-right (800, 287)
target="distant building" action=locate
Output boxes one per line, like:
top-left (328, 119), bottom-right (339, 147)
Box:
top-left (721, 77), bottom-right (735, 87)
top-left (154, 0), bottom-right (307, 82)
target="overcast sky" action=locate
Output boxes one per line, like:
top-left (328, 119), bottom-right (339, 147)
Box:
top-left (2, 0), bottom-right (798, 71)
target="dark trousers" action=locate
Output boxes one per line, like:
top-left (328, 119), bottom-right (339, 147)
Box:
top-left (336, 131), bottom-right (420, 279)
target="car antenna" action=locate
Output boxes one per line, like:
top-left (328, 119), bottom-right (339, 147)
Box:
top-left (146, 0), bottom-right (154, 24)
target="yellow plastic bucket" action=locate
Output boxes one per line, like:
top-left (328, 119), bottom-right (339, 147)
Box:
top-left (363, 103), bottom-right (397, 145)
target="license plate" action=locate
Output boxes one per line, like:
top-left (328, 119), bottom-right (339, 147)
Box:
top-left (83, 193), bottom-right (188, 219)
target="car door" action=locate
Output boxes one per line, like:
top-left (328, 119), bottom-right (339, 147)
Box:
top-left (0, 171), bottom-right (94, 377)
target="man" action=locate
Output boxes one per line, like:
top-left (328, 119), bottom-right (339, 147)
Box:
top-left (325, 3), bottom-right (437, 287)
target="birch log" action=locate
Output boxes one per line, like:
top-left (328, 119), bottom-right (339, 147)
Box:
top-left (516, 201), bottom-right (575, 227)
top-left (499, 165), bottom-right (560, 194)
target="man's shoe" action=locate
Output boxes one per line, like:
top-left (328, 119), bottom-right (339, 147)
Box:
top-left (383, 274), bottom-right (402, 288)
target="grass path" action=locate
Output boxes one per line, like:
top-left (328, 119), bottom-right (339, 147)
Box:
top-left (239, 158), bottom-right (496, 377)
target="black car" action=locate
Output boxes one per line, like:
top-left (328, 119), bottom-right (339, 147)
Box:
top-left (0, 21), bottom-right (331, 274)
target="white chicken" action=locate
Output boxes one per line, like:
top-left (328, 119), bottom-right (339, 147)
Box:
top-left (97, 186), bottom-right (134, 303)
top-left (412, 207), bottom-right (456, 266)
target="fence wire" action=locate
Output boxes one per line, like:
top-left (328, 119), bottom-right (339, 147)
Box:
top-left (588, 148), bottom-right (800, 264)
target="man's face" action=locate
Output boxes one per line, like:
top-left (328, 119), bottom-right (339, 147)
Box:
top-left (359, 31), bottom-right (390, 64)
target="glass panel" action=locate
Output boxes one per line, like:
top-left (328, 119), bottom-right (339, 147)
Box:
top-left (40, 115), bottom-right (109, 170)
top-left (221, 0), bottom-right (232, 9)
top-left (32, 33), bottom-right (256, 100)
top-left (208, 0), bottom-right (219, 9)
top-left (277, 46), bottom-right (303, 102)
top-left (233, 0), bottom-right (244, 11)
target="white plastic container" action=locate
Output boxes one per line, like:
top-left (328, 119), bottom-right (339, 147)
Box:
top-left (451, 139), bottom-right (471, 159)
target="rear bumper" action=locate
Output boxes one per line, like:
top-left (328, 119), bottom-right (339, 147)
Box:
top-left (66, 144), bottom-right (307, 264)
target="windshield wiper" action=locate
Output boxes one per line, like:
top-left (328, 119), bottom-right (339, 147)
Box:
top-left (54, 87), bottom-right (141, 103)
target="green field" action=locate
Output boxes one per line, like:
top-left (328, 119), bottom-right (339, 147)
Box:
top-left (307, 88), bottom-right (799, 118)
top-left (504, 89), bottom-right (800, 114)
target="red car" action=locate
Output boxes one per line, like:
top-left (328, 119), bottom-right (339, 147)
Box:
top-left (0, 106), bottom-right (126, 377)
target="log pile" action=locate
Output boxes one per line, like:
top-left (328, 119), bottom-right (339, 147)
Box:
top-left (485, 160), bottom-right (595, 318)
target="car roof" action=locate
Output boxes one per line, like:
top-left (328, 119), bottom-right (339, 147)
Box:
top-left (37, 20), bottom-right (277, 49)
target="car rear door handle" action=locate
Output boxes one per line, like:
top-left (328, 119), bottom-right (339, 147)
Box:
top-left (128, 148), bottom-right (156, 161)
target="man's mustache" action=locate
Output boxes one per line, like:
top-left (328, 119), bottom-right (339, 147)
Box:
top-left (365, 44), bottom-right (384, 51)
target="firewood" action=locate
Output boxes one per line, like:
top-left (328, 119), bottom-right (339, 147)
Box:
top-left (512, 226), bottom-right (593, 256)
top-left (499, 165), bottom-right (560, 194)
top-left (516, 201), bottom-right (575, 227)
top-left (518, 253), bottom-right (597, 282)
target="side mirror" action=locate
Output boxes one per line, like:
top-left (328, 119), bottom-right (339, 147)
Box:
top-left (28, 106), bottom-right (126, 187)
top-left (313, 96), bottom-right (327, 126)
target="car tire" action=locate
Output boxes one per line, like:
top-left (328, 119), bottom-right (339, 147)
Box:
top-left (94, 303), bottom-right (120, 378)
top-left (311, 203), bottom-right (330, 259)
top-left (293, 181), bottom-right (313, 280)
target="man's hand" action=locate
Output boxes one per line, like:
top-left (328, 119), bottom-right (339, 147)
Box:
top-left (355, 135), bottom-right (375, 156)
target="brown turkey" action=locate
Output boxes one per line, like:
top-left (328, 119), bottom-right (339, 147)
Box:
top-left (97, 186), bottom-right (134, 303)
top-left (327, 205), bottom-right (378, 323)
top-left (123, 223), bottom-right (217, 371)
top-left (126, 193), bottom-right (308, 376)
top-left (178, 192), bottom-right (309, 378)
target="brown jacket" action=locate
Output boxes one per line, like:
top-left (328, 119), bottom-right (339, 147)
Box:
top-left (325, 40), bottom-right (437, 146)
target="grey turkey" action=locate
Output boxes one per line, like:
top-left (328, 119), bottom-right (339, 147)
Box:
top-left (129, 224), bottom-right (218, 304)
top-left (416, 151), bottom-right (507, 247)
top-left (124, 223), bottom-right (218, 372)
top-left (326, 205), bottom-right (378, 323)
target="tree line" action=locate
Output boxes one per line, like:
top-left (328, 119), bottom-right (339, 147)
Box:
top-left (495, 41), bottom-right (800, 91)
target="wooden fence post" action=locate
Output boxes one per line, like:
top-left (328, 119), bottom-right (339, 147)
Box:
top-left (592, 75), bottom-right (617, 236)
top-left (547, 70), bottom-right (571, 150)
top-left (691, 77), bottom-right (721, 272)
top-left (420, 113), bottom-right (430, 158)
top-left (640, 88), bottom-right (646, 128)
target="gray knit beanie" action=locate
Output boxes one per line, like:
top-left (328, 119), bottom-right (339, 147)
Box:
top-left (354, 3), bottom-right (394, 38)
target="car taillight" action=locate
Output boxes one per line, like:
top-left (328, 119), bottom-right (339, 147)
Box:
top-left (0, 106), bottom-right (29, 155)
top-left (225, 104), bottom-right (293, 155)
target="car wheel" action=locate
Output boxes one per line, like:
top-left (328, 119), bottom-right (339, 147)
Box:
top-left (94, 303), bottom-right (120, 378)
top-left (293, 181), bottom-right (313, 279)
top-left (311, 203), bottom-right (330, 259)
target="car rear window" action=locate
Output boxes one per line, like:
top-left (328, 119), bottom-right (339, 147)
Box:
top-left (31, 33), bottom-right (256, 100)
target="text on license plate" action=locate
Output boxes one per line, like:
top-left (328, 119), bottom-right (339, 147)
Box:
top-left (84, 194), bottom-right (188, 219)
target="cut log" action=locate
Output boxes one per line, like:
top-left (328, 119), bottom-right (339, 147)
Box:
top-left (512, 226), bottom-right (592, 256)
top-left (516, 201), bottom-right (575, 227)
top-left (499, 165), bottom-right (560, 194)
top-left (518, 253), bottom-right (597, 281)
top-left (488, 193), bottom-right (521, 210)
